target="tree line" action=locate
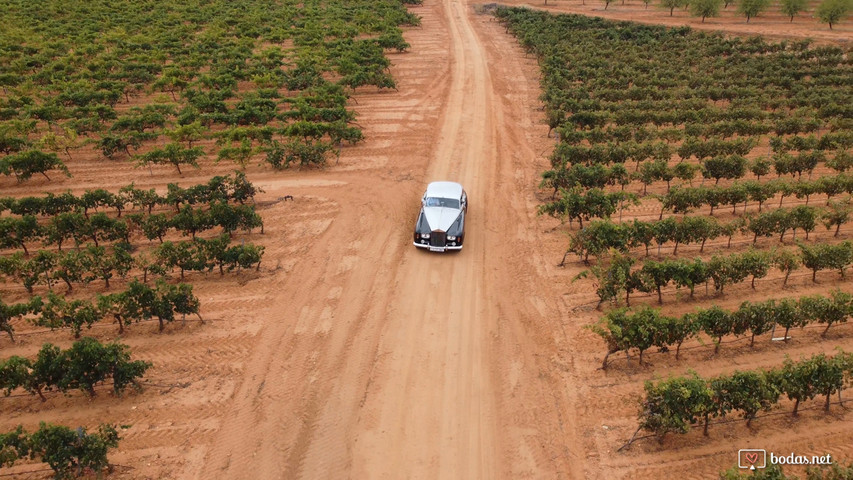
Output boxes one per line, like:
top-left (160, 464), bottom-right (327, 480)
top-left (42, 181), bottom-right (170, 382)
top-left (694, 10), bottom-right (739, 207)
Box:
top-left (590, 289), bottom-right (853, 368)
top-left (566, 201), bottom-right (852, 264)
top-left (658, 174), bottom-right (853, 217)
top-left (0, 172), bottom-right (261, 217)
top-left (652, 0), bottom-right (850, 29)
top-left (0, 149), bottom-right (70, 182)
top-left (0, 204), bottom-right (262, 256)
top-left (0, 278), bottom-right (202, 340)
top-left (545, 147), bottom-right (851, 196)
top-left (0, 337), bottom-right (150, 399)
top-left (635, 351), bottom-right (853, 444)
top-left (494, 7), bottom-right (850, 231)
top-left (542, 174), bottom-right (853, 231)
top-left (583, 242), bottom-right (853, 307)
top-left (0, 235), bottom-right (263, 294)
top-left (0, 422), bottom-right (122, 479)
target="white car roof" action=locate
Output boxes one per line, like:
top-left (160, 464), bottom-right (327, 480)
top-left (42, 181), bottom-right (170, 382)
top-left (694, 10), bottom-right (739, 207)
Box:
top-left (425, 181), bottom-right (463, 199)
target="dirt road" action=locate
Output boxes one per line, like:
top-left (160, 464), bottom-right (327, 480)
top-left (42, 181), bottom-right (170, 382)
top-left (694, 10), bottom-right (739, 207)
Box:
top-left (199, 1), bottom-right (580, 479)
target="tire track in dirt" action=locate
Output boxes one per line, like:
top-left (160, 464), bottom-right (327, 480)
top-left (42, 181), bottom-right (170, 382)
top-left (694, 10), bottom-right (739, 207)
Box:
top-left (348, 2), bottom-right (586, 479)
top-left (196, 4), bottom-right (448, 478)
top-left (346, 0), bottom-right (500, 475)
top-left (196, 1), bottom-right (588, 478)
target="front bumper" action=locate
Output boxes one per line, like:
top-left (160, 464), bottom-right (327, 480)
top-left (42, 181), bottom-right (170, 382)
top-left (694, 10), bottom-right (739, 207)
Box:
top-left (413, 242), bottom-right (463, 252)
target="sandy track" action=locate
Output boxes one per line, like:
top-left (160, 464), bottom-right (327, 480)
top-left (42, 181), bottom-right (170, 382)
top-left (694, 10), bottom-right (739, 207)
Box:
top-left (198, 1), bottom-right (580, 479)
top-left (140, 3), bottom-right (852, 480)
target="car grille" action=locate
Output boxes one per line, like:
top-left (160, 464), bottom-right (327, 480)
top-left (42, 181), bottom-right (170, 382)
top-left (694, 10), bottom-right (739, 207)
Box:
top-left (429, 231), bottom-right (446, 247)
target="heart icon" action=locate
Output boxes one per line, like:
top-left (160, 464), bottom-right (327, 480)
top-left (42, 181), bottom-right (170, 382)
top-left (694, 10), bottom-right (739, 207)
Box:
top-left (745, 452), bottom-right (758, 464)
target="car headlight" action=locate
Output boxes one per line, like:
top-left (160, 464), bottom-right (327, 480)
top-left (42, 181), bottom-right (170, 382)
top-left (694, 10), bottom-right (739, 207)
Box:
top-left (421, 233), bottom-right (430, 239)
top-left (447, 235), bottom-right (457, 241)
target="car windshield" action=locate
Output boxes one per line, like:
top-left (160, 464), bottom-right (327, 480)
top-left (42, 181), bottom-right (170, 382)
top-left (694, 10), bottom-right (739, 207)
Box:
top-left (424, 197), bottom-right (460, 209)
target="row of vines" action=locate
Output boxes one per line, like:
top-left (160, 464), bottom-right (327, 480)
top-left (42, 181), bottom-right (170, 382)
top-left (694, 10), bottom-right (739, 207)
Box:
top-left (0, 0), bottom-right (421, 182)
top-left (1, 0), bottom-right (424, 475)
top-left (593, 0), bottom-right (851, 30)
top-left (0, 175), bottom-right (266, 475)
top-left (495, 5), bottom-right (852, 452)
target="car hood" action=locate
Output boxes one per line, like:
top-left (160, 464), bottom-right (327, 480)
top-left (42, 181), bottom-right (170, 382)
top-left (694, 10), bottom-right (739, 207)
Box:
top-left (423, 206), bottom-right (461, 232)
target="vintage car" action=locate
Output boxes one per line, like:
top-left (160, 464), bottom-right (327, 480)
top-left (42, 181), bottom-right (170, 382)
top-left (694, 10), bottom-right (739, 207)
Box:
top-left (413, 181), bottom-right (467, 252)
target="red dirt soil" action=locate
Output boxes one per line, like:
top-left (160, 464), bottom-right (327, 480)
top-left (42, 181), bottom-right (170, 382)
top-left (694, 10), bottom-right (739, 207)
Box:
top-left (1, 0), bottom-right (852, 479)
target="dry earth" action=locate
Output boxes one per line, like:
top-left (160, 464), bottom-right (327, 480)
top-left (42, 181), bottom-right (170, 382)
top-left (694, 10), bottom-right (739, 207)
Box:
top-left (1, 0), bottom-right (852, 479)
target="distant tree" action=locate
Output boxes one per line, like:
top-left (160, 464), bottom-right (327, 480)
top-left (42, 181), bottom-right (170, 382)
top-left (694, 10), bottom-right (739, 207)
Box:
top-left (136, 143), bottom-right (204, 175)
top-left (87, 212), bottom-right (128, 246)
top-left (823, 197), bottom-right (853, 237)
top-left (734, 301), bottom-right (775, 347)
top-left (738, 0), bottom-right (770, 21)
top-left (780, 0), bottom-right (808, 21)
top-left (775, 298), bottom-right (806, 340)
top-left (698, 306), bottom-right (735, 353)
top-left (134, 251), bottom-right (168, 284)
top-left (39, 293), bottom-right (99, 338)
top-left (155, 241), bottom-right (205, 280)
top-left (661, 0), bottom-right (688, 15)
top-left (35, 128), bottom-right (82, 160)
top-left (816, 0), bottom-right (851, 29)
top-left (827, 150), bottom-right (853, 172)
top-left (140, 213), bottom-right (171, 243)
top-left (98, 132), bottom-right (147, 159)
top-left (750, 157), bottom-right (771, 180)
top-left (121, 183), bottom-right (161, 214)
top-left (28, 422), bottom-right (122, 478)
top-left (576, 252), bottom-right (639, 308)
top-left (52, 338), bottom-right (150, 396)
top-left (773, 249), bottom-right (799, 287)
top-left (673, 162), bottom-right (699, 185)
top-left (0, 297), bottom-right (41, 342)
top-left (217, 138), bottom-right (255, 169)
top-left (80, 189), bottom-right (116, 217)
top-left (807, 353), bottom-right (846, 411)
top-left (702, 155), bottom-right (747, 185)
top-left (53, 250), bottom-right (88, 291)
top-left (789, 205), bottom-right (818, 240)
top-left (800, 290), bottom-right (853, 337)
top-left (171, 206), bottom-right (212, 239)
top-left (227, 171), bottom-right (262, 204)
top-left (776, 355), bottom-right (819, 416)
top-left (209, 202), bottom-right (264, 235)
top-left (638, 373), bottom-right (714, 440)
top-left (712, 370), bottom-right (779, 426)
top-left (0, 216), bottom-right (41, 256)
top-left (690, 0), bottom-right (724, 21)
top-left (0, 150), bottom-right (70, 182)
top-left (164, 121), bottom-right (205, 147)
